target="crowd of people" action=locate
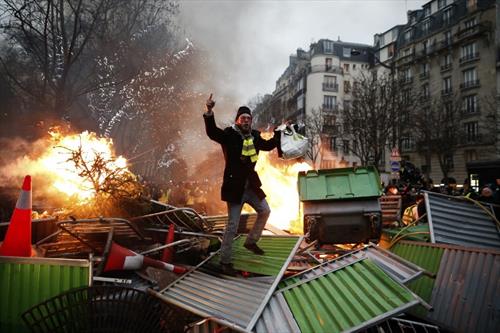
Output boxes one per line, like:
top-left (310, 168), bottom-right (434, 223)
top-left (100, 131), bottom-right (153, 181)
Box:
top-left (383, 173), bottom-right (500, 227)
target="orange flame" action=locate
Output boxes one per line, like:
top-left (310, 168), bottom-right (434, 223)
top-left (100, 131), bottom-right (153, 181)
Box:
top-left (24, 129), bottom-right (132, 204)
top-left (253, 152), bottom-right (312, 233)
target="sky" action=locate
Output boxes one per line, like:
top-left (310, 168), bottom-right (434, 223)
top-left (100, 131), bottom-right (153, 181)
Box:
top-left (178, 0), bottom-right (428, 104)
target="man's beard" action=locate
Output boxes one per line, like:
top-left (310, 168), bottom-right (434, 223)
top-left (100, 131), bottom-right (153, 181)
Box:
top-left (238, 123), bottom-right (251, 133)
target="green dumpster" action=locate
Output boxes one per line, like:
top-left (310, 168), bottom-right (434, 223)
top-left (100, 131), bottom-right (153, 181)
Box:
top-left (298, 166), bottom-right (383, 244)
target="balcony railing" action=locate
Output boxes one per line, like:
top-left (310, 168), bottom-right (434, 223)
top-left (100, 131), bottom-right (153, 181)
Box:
top-left (440, 63), bottom-right (452, 72)
top-left (459, 52), bottom-right (480, 65)
top-left (309, 65), bottom-right (343, 75)
top-left (456, 23), bottom-right (489, 41)
top-left (322, 83), bottom-right (338, 92)
top-left (419, 72), bottom-right (429, 80)
top-left (402, 77), bottom-right (413, 85)
top-left (441, 88), bottom-right (453, 96)
top-left (460, 80), bottom-right (480, 90)
top-left (322, 104), bottom-right (339, 114)
top-left (462, 134), bottom-right (483, 145)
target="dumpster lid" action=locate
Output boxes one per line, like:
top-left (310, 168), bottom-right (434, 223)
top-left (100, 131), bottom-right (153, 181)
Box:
top-left (298, 166), bottom-right (382, 201)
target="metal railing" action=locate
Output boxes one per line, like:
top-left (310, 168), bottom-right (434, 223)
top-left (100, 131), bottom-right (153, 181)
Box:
top-left (441, 88), bottom-right (453, 96)
top-left (322, 83), bottom-right (339, 92)
top-left (309, 65), bottom-right (343, 74)
top-left (459, 52), bottom-right (480, 64)
top-left (460, 80), bottom-right (480, 90)
top-left (440, 63), bottom-right (452, 72)
top-left (322, 104), bottom-right (339, 113)
top-left (419, 72), bottom-right (429, 80)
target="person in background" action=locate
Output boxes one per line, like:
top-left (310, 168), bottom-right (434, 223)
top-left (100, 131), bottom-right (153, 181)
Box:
top-left (203, 93), bottom-right (280, 275)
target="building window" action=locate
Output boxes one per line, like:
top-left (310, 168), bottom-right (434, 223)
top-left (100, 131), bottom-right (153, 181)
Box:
top-left (423, 5), bottom-right (431, 17)
top-left (343, 100), bottom-right (351, 111)
top-left (323, 95), bottom-right (337, 109)
top-left (464, 149), bottom-right (477, 162)
top-left (444, 154), bottom-right (454, 170)
top-left (402, 136), bottom-right (415, 151)
top-left (438, 0), bottom-right (446, 9)
top-left (353, 64), bottom-right (356, 70)
top-left (330, 137), bottom-right (337, 151)
top-left (422, 20), bottom-right (430, 34)
top-left (343, 63), bottom-right (350, 72)
top-left (442, 77), bottom-right (452, 94)
top-left (323, 76), bottom-right (338, 92)
top-left (444, 30), bottom-right (452, 45)
top-left (464, 17), bottom-right (477, 29)
top-left (343, 47), bottom-right (352, 57)
top-left (388, 44), bottom-right (395, 58)
top-left (296, 77), bottom-right (304, 92)
top-left (443, 7), bottom-right (453, 25)
top-left (324, 75), bottom-right (337, 86)
top-left (325, 58), bottom-right (332, 70)
top-left (421, 62), bottom-right (429, 75)
top-left (297, 95), bottom-right (304, 110)
top-left (464, 121), bottom-right (478, 142)
top-left (402, 67), bottom-right (412, 82)
top-left (460, 42), bottom-right (477, 62)
top-left (443, 53), bottom-right (452, 66)
top-left (404, 29), bottom-right (412, 42)
top-left (324, 40), bottom-right (334, 54)
top-left (422, 40), bottom-right (428, 54)
top-left (462, 67), bottom-right (477, 84)
top-left (463, 95), bottom-right (478, 114)
top-left (342, 140), bottom-right (350, 154)
top-left (422, 84), bottom-right (430, 99)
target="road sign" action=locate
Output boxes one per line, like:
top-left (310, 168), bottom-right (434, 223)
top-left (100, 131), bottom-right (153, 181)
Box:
top-left (390, 160), bottom-right (400, 172)
top-left (390, 147), bottom-right (401, 162)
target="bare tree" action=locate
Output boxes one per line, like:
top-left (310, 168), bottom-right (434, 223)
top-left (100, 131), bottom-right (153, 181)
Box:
top-left (340, 72), bottom-right (416, 167)
top-left (304, 107), bottom-right (324, 168)
top-left (0, 0), bottom-right (179, 119)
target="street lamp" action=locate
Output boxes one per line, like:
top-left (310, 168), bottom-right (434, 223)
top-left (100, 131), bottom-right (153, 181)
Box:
top-left (351, 48), bottom-right (394, 72)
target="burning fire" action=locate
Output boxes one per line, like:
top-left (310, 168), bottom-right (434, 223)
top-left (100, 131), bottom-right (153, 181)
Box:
top-left (22, 129), bottom-right (134, 204)
top-left (254, 152), bottom-right (311, 233)
top-left (41, 130), bottom-right (130, 201)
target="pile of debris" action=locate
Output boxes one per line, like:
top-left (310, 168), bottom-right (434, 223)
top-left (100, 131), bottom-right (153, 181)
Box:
top-left (1, 174), bottom-right (499, 333)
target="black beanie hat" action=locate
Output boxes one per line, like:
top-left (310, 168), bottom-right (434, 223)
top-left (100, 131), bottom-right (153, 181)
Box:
top-left (235, 106), bottom-right (252, 121)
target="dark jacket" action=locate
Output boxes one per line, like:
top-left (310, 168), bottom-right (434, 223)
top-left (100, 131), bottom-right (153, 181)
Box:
top-left (204, 112), bottom-right (279, 203)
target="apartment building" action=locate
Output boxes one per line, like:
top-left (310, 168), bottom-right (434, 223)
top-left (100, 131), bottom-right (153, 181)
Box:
top-left (387, 0), bottom-right (497, 182)
top-left (254, 40), bottom-right (373, 168)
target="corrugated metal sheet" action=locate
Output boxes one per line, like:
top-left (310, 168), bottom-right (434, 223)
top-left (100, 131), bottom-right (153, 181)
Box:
top-left (152, 235), bottom-right (302, 332)
top-left (425, 192), bottom-right (500, 250)
top-left (427, 246), bottom-right (500, 333)
top-left (390, 241), bottom-right (444, 317)
top-left (205, 213), bottom-right (257, 234)
top-left (210, 235), bottom-right (301, 276)
top-left (278, 259), bottom-right (420, 333)
top-left (281, 244), bottom-right (425, 287)
top-left (0, 256), bottom-right (91, 332)
top-left (255, 292), bottom-right (301, 333)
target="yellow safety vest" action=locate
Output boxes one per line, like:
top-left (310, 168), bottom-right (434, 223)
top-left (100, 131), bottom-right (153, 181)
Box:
top-left (402, 204), bottom-right (417, 226)
top-left (242, 137), bottom-right (258, 162)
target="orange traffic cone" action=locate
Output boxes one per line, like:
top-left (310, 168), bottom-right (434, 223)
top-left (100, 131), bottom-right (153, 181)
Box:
top-left (104, 242), bottom-right (187, 274)
top-left (0, 175), bottom-right (33, 257)
top-left (161, 223), bottom-right (175, 263)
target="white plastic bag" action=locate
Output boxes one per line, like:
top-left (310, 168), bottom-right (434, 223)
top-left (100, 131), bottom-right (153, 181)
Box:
top-left (279, 125), bottom-right (308, 160)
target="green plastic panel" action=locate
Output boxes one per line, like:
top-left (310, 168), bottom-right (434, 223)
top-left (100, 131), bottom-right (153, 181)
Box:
top-left (390, 241), bottom-right (444, 317)
top-left (298, 167), bottom-right (382, 202)
top-left (210, 235), bottom-right (300, 276)
top-left (281, 259), bottom-right (418, 333)
top-left (0, 257), bottom-right (91, 332)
